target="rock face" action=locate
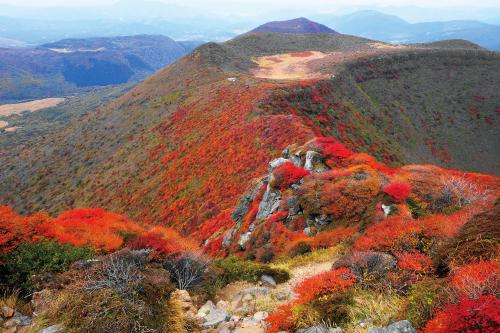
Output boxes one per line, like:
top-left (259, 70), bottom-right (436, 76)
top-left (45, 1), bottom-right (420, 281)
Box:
top-left (256, 186), bottom-right (281, 220)
top-left (367, 320), bottom-right (417, 333)
top-left (231, 181), bottom-right (265, 224)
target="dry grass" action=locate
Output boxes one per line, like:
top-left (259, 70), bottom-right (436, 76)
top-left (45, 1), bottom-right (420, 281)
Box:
top-left (345, 287), bottom-right (404, 332)
top-left (271, 245), bottom-right (346, 271)
top-left (0, 98), bottom-right (65, 117)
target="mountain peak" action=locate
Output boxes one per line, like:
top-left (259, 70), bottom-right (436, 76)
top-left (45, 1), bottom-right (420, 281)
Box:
top-left (250, 17), bottom-right (337, 34)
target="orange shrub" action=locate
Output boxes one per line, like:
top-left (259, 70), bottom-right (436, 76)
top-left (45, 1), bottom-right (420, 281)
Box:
top-left (266, 304), bottom-right (294, 333)
top-left (38, 208), bottom-right (144, 252)
top-left (396, 251), bottom-right (433, 274)
top-left (295, 268), bottom-right (356, 303)
top-left (310, 226), bottom-right (357, 249)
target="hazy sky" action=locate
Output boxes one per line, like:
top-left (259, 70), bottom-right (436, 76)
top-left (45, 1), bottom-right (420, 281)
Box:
top-left (0, 0), bottom-right (498, 7)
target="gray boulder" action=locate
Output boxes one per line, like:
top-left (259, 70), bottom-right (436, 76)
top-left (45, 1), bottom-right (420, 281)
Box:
top-left (304, 151), bottom-right (323, 171)
top-left (231, 181), bottom-right (265, 224)
top-left (269, 158), bottom-right (289, 173)
top-left (38, 324), bottom-right (64, 333)
top-left (256, 187), bottom-right (281, 220)
top-left (260, 274), bottom-right (277, 287)
top-left (202, 308), bottom-right (229, 328)
top-left (367, 320), bottom-right (417, 333)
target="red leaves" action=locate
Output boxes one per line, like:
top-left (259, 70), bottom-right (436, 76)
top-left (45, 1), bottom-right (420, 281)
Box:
top-left (450, 260), bottom-right (499, 299)
top-left (315, 137), bottom-right (354, 161)
top-left (39, 208), bottom-right (143, 252)
top-left (396, 251), bottom-right (433, 274)
top-left (383, 182), bottom-right (411, 202)
top-left (272, 162), bottom-right (310, 191)
top-left (423, 295), bottom-right (500, 333)
top-left (266, 304), bottom-right (294, 333)
top-left (295, 268), bottom-right (356, 303)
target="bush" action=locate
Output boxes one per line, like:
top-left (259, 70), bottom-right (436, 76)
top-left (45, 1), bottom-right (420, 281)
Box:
top-left (383, 182), bottom-right (411, 203)
top-left (46, 249), bottom-right (175, 333)
top-left (423, 295), bottom-right (499, 333)
top-left (436, 205), bottom-right (499, 268)
top-left (164, 252), bottom-right (211, 290)
top-left (404, 279), bottom-right (447, 328)
top-left (270, 162), bottom-right (310, 191)
top-left (214, 255), bottom-right (289, 287)
top-left (295, 268), bottom-right (356, 303)
top-left (1, 239), bottom-right (94, 294)
top-left (450, 260), bottom-right (498, 299)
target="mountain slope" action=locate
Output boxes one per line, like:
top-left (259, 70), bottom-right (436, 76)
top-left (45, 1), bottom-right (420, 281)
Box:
top-left (0, 31), bottom-right (498, 229)
top-left (250, 18), bottom-right (337, 34)
top-left (0, 35), bottom-right (201, 103)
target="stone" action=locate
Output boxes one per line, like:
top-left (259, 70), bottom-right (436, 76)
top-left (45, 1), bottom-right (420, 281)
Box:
top-left (304, 151), bottom-right (323, 171)
top-left (233, 321), bottom-right (265, 333)
top-left (260, 274), bottom-right (277, 287)
top-left (282, 148), bottom-right (290, 159)
top-left (313, 214), bottom-right (330, 227)
top-left (216, 300), bottom-right (230, 310)
top-left (202, 309), bottom-right (229, 328)
top-left (238, 232), bottom-right (252, 250)
top-left (269, 158), bottom-right (289, 173)
top-left (286, 196), bottom-right (301, 217)
top-left (256, 186), bottom-right (281, 220)
top-left (231, 181), bottom-right (265, 224)
top-left (241, 293), bottom-right (254, 303)
top-left (290, 151), bottom-right (304, 167)
top-left (37, 324), bottom-right (64, 333)
top-left (1, 306), bottom-right (14, 319)
top-left (296, 326), bottom-right (343, 333)
top-left (197, 301), bottom-right (216, 318)
top-left (3, 313), bottom-right (32, 328)
top-left (367, 320), bottom-right (417, 333)
top-left (253, 311), bottom-right (268, 321)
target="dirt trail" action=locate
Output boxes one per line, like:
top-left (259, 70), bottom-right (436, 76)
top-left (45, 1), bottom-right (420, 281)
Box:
top-left (0, 98), bottom-right (65, 117)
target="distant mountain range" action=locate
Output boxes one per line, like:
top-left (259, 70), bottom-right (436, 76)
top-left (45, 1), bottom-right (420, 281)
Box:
top-left (0, 35), bottom-right (201, 103)
top-left (320, 10), bottom-right (500, 51)
top-left (250, 18), bottom-right (336, 34)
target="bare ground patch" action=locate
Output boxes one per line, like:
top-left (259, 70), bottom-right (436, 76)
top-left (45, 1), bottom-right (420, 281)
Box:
top-left (0, 98), bottom-right (65, 117)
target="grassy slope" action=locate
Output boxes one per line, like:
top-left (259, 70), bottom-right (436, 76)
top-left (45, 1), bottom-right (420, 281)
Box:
top-left (0, 33), bottom-right (498, 229)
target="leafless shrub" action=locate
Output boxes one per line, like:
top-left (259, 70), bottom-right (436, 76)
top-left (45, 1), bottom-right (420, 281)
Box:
top-left (440, 175), bottom-right (487, 208)
top-left (83, 250), bottom-right (148, 301)
top-left (163, 252), bottom-right (211, 290)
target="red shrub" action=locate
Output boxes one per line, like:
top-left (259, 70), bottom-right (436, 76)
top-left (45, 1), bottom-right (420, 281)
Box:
top-left (396, 251), bottom-right (433, 274)
top-left (383, 182), bottom-right (411, 202)
top-left (295, 268), bottom-right (356, 303)
top-left (38, 208), bottom-right (144, 252)
top-left (450, 260), bottom-right (499, 299)
top-left (310, 226), bottom-right (357, 249)
top-left (423, 295), bottom-right (500, 333)
top-left (272, 162), bottom-right (310, 191)
top-left (266, 304), bottom-right (294, 333)
top-left (128, 226), bottom-right (191, 257)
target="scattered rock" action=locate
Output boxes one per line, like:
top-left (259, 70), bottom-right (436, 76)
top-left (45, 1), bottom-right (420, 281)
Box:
top-left (313, 214), bottom-right (330, 227)
top-left (37, 324), bottom-right (64, 333)
top-left (286, 196), bottom-right (301, 217)
top-left (202, 309), bottom-right (229, 328)
top-left (296, 325), bottom-right (342, 333)
top-left (197, 301), bottom-right (216, 319)
top-left (1, 306), bottom-right (14, 319)
top-left (252, 311), bottom-right (268, 321)
top-left (367, 320), bottom-right (416, 333)
top-left (260, 274), bottom-right (277, 287)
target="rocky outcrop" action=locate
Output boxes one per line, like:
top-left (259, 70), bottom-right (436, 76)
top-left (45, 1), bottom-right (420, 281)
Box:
top-left (231, 180), bottom-right (265, 224)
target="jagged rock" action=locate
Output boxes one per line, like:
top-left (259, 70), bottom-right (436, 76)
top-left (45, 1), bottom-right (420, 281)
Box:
top-left (256, 187), bottom-right (280, 220)
top-left (231, 181), bottom-right (265, 224)
top-left (202, 309), bottom-right (229, 328)
top-left (3, 313), bottom-right (32, 328)
top-left (236, 287), bottom-right (270, 297)
top-left (303, 226), bottom-right (311, 235)
top-left (269, 158), bottom-right (289, 173)
top-left (313, 214), bottom-right (330, 227)
top-left (304, 151), bottom-right (323, 171)
top-left (274, 288), bottom-right (295, 301)
top-left (37, 324), bottom-right (64, 333)
top-left (238, 232), bottom-right (252, 250)
top-left (286, 196), bottom-right (301, 217)
top-left (290, 151), bottom-right (304, 167)
top-left (260, 274), bottom-right (277, 287)
top-left (1, 306), bottom-right (14, 319)
top-left (197, 301), bottom-right (216, 318)
top-left (282, 148), bottom-right (290, 159)
top-left (367, 320), bottom-right (416, 333)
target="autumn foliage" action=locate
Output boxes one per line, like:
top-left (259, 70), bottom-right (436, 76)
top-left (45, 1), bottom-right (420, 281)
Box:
top-left (423, 295), bottom-right (500, 333)
top-left (383, 182), bottom-right (411, 202)
top-left (294, 268), bottom-right (356, 303)
top-left (271, 162), bottom-right (310, 191)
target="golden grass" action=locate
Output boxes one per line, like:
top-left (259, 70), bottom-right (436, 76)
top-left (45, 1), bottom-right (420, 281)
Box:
top-left (271, 245), bottom-right (346, 271)
top-left (0, 98), bottom-right (65, 117)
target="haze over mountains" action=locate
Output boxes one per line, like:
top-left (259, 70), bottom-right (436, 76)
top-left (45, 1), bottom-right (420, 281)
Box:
top-left (0, 1), bottom-right (499, 50)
